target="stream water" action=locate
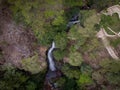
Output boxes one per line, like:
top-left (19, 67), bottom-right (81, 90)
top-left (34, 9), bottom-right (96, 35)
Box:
top-left (47, 41), bottom-right (56, 71)
top-left (47, 15), bottom-right (81, 72)
top-left (45, 14), bottom-right (81, 89)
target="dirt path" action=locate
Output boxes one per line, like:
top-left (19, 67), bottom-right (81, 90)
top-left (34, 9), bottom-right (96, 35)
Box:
top-left (102, 5), bottom-right (120, 18)
top-left (97, 5), bottom-right (120, 60)
top-left (97, 28), bottom-right (119, 60)
top-left (107, 5), bottom-right (120, 18)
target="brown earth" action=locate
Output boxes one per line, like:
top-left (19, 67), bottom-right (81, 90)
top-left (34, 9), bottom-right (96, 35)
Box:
top-left (97, 28), bottom-right (119, 60)
top-left (0, 6), bottom-right (47, 71)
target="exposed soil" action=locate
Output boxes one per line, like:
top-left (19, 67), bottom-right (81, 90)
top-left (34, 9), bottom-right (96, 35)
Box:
top-left (97, 5), bottom-right (120, 60)
top-left (0, 6), bottom-right (46, 69)
top-left (97, 28), bottom-right (119, 60)
top-left (82, 48), bottom-right (111, 69)
top-left (107, 5), bottom-right (120, 18)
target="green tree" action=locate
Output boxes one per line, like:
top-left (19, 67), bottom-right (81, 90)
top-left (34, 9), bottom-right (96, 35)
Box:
top-left (63, 78), bottom-right (80, 90)
top-left (0, 67), bottom-right (29, 90)
top-left (98, 59), bottom-right (120, 85)
top-left (53, 49), bottom-right (67, 61)
top-left (68, 51), bottom-right (83, 66)
top-left (78, 73), bottom-right (93, 86)
top-left (7, 0), bottom-right (66, 46)
top-left (87, 0), bottom-right (120, 11)
top-left (21, 54), bottom-right (46, 74)
top-left (26, 81), bottom-right (37, 90)
top-left (61, 64), bottom-right (80, 79)
top-left (54, 32), bottom-right (68, 50)
top-left (63, 0), bottom-right (85, 7)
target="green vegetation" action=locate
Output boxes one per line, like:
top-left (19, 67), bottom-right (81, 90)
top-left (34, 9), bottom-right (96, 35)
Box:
top-left (100, 13), bottom-right (120, 34)
top-left (61, 64), bottom-right (81, 79)
top-left (0, 68), bottom-right (29, 90)
top-left (68, 51), bottom-right (83, 66)
top-left (55, 77), bottom-right (66, 88)
top-left (59, 63), bottom-right (94, 89)
top-left (99, 13), bottom-right (120, 47)
top-left (105, 60), bottom-right (120, 85)
top-left (63, 0), bottom-right (85, 7)
top-left (7, 0), bottom-right (66, 46)
top-left (110, 38), bottom-right (120, 47)
top-left (77, 64), bottom-right (94, 89)
top-left (62, 78), bottom-right (79, 90)
top-left (0, 64), bottom-right (46, 90)
top-left (53, 49), bottom-right (67, 61)
top-left (78, 73), bottom-right (93, 86)
top-left (66, 10), bottom-right (101, 67)
top-left (21, 54), bottom-right (46, 74)
top-left (0, 49), bottom-right (3, 61)
top-left (54, 32), bottom-right (68, 50)
top-left (92, 59), bottom-right (120, 88)
top-left (0, 0), bottom-right (120, 89)
top-left (87, 0), bottom-right (120, 11)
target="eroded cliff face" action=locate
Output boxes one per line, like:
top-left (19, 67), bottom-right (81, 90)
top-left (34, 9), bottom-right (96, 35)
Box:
top-left (0, 7), bottom-right (47, 73)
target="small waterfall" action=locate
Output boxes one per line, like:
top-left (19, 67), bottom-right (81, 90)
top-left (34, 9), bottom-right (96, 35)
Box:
top-left (47, 41), bottom-right (56, 71)
top-left (66, 14), bottom-right (84, 30)
top-left (67, 20), bottom-right (80, 27)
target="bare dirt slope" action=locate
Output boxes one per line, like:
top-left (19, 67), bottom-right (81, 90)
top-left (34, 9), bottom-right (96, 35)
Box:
top-left (0, 7), bottom-right (46, 70)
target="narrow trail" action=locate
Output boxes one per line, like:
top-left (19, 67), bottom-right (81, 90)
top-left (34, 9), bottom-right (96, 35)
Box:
top-left (97, 28), bottom-right (119, 60)
top-left (97, 5), bottom-right (120, 60)
top-left (102, 5), bottom-right (120, 18)
top-left (107, 27), bottom-right (120, 37)
top-left (107, 5), bottom-right (120, 18)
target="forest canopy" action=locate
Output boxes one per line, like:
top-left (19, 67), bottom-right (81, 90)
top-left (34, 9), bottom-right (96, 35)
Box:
top-left (0, 0), bottom-right (120, 90)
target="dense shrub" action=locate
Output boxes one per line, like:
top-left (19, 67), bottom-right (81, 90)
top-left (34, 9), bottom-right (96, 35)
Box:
top-left (21, 54), bottom-right (46, 74)
top-left (87, 0), bottom-right (120, 11)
